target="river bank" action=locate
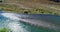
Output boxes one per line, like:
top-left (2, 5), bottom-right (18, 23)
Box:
top-left (0, 0), bottom-right (60, 15)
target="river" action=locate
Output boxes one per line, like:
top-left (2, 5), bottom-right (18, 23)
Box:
top-left (0, 11), bottom-right (60, 32)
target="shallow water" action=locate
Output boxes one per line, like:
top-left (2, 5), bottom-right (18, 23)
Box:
top-left (0, 12), bottom-right (60, 32)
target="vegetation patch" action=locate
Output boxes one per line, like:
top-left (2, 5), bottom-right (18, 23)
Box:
top-left (0, 27), bottom-right (12, 32)
top-left (0, 0), bottom-right (59, 15)
top-left (0, 4), bottom-right (59, 15)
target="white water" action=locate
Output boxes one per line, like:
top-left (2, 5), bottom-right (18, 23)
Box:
top-left (1, 12), bottom-right (60, 32)
top-left (0, 13), bottom-right (28, 32)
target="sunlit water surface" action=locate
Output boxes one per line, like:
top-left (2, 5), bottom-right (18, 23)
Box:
top-left (0, 12), bottom-right (60, 32)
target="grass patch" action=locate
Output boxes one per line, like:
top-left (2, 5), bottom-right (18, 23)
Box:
top-left (0, 27), bottom-right (12, 32)
top-left (0, 4), bottom-right (59, 15)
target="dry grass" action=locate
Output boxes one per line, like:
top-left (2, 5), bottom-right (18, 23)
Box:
top-left (0, 0), bottom-right (60, 15)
